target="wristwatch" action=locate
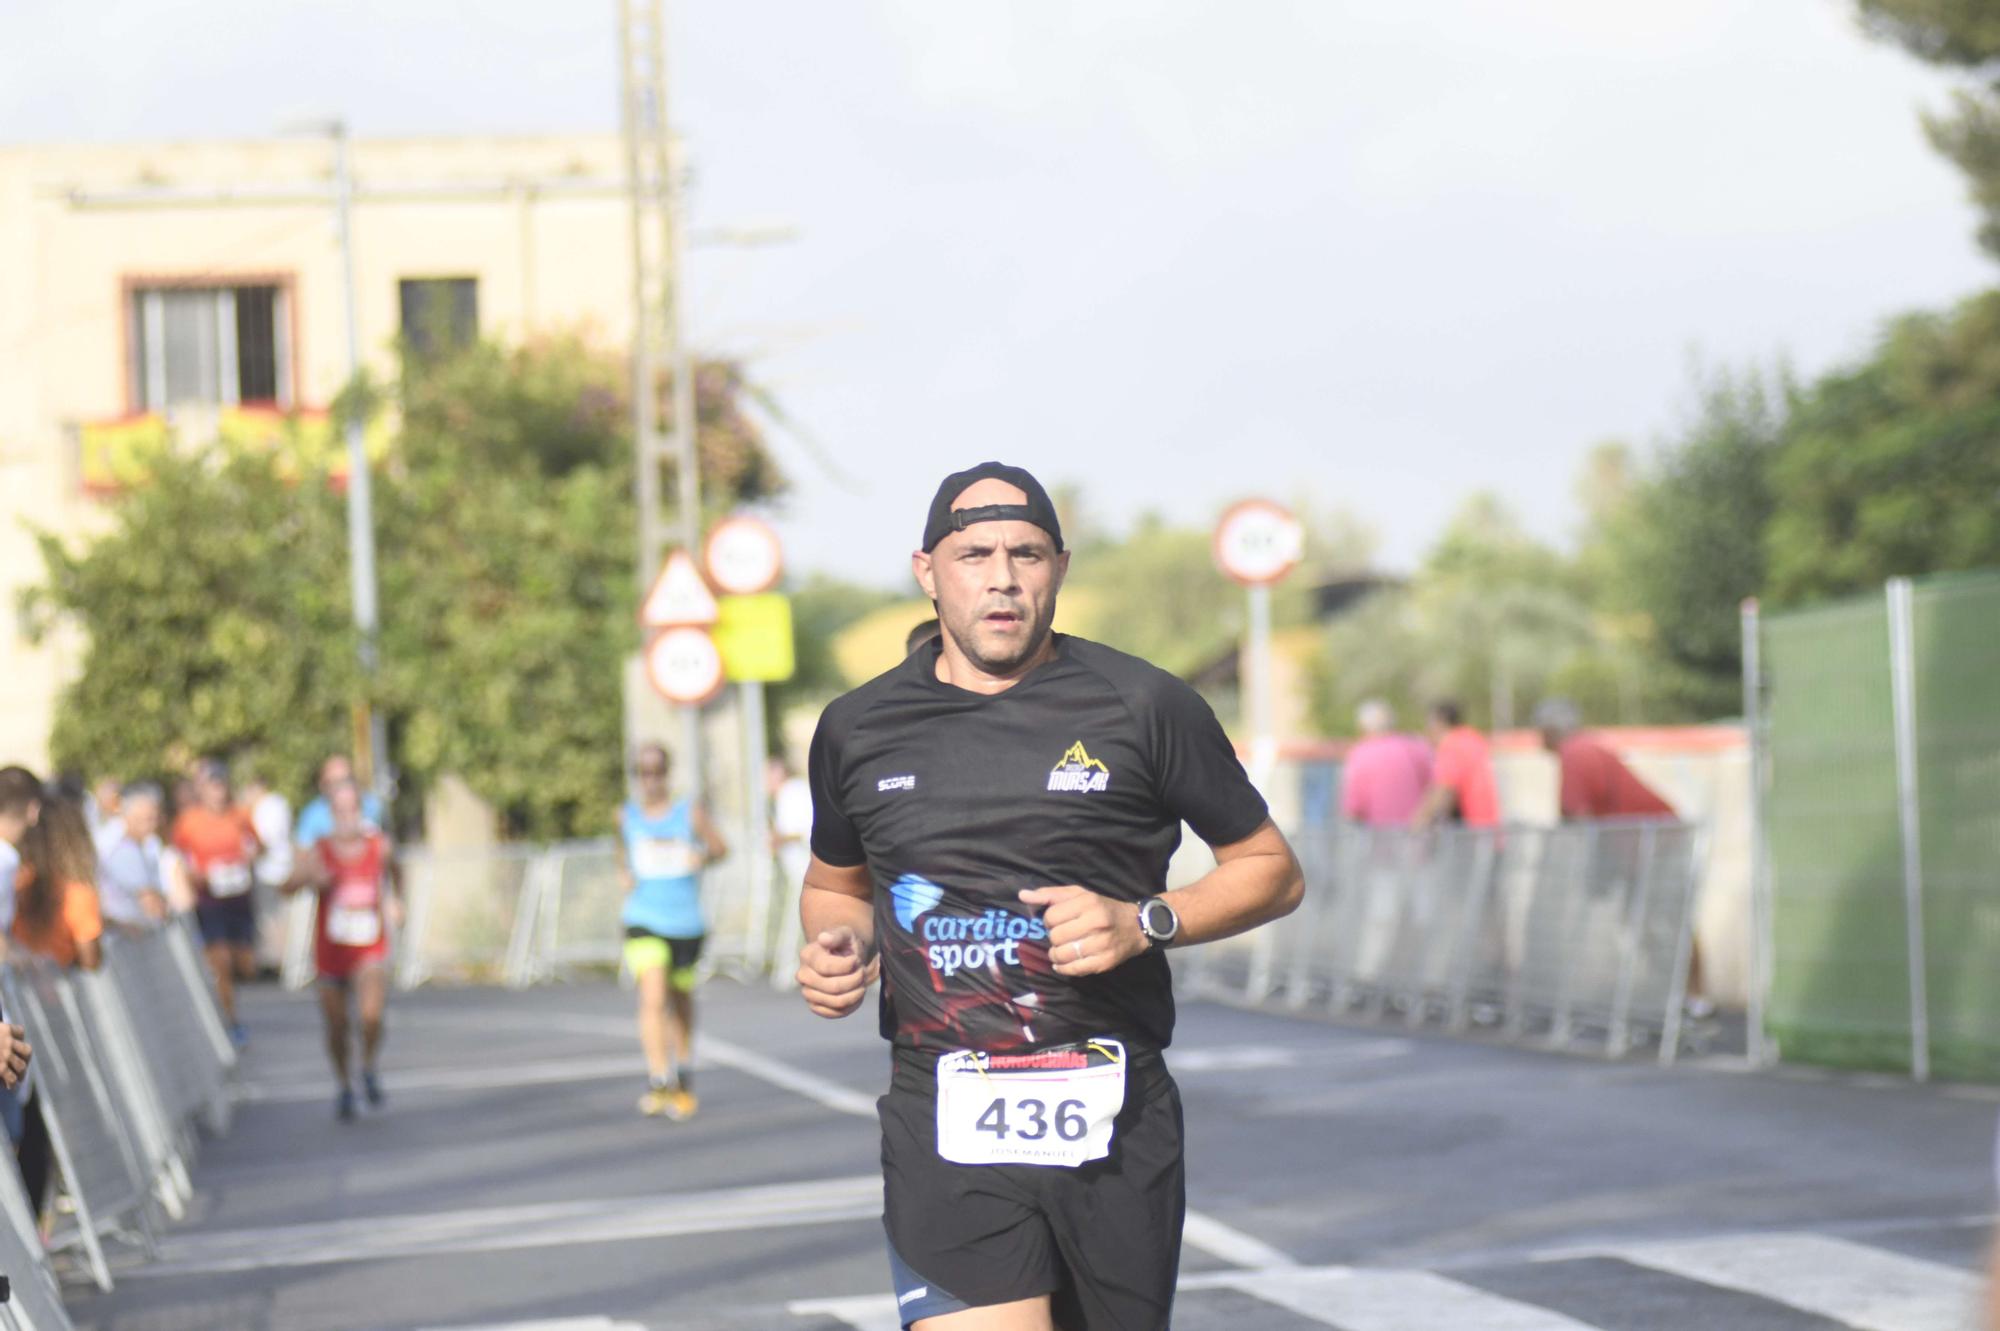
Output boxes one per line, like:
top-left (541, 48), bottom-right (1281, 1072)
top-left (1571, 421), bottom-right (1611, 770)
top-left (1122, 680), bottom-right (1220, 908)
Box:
top-left (1137, 896), bottom-right (1180, 949)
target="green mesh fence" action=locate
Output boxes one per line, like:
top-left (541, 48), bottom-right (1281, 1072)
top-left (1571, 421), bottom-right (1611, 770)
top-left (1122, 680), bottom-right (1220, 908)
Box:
top-left (1763, 569), bottom-right (2000, 1079)
top-left (1909, 573), bottom-right (2000, 1079)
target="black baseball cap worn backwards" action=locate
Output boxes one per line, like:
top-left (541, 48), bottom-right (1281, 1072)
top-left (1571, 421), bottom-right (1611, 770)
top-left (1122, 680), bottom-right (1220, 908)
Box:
top-left (921, 461), bottom-right (1065, 554)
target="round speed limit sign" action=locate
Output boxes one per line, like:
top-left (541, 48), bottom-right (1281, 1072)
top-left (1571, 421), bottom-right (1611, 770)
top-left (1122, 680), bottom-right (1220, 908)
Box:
top-left (645, 626), bottom-right (726, 705)
top-left (704, 515), bottom-right (784, 597)
top-left (1213, 499), bottom-right (1304, 586)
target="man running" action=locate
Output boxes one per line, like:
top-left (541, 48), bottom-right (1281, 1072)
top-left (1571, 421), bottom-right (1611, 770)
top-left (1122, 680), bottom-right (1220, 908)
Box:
top-left (284, 779), bottom-right (402, 1121)
top-left (295, 754), bottom-right (384, 852)
top-left (171, 759), bottom-right (262, 1045)
top-left (618, 742), bottom-right (727, 1121)
top-left (796, 462), bottom-right (1304, 1329)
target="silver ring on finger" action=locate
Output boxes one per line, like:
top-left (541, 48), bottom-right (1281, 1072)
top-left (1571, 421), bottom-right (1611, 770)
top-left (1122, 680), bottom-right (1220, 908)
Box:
top-left (1072, 940), bottom-right (1085, 962)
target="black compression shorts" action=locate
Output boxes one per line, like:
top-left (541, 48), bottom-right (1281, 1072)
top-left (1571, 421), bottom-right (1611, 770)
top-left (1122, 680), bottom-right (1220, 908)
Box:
top-left (878, 1044), bottom-right (1185, 1329)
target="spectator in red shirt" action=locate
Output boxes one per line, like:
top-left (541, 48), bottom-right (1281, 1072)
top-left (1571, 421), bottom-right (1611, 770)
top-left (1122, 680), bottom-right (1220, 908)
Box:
top-left (1533, 699), bottom-right (1677, 821)
top-left (1340, 700), bottom-right (1432, 828)
top-left (1414, 700), bottom-right (1501, 828)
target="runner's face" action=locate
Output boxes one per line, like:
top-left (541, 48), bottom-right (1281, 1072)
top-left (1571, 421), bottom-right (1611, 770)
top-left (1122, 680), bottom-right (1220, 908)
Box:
top-left (914, 481), bottom-right (1067, 677)
top-left (331, 787), bottom-right (361, 835)
top-left (199, 775), bottom-right (229, 811)
top-left (634, 752), bottom-right (669, 796)
top-left (124, 798), bottom-right (159, 840)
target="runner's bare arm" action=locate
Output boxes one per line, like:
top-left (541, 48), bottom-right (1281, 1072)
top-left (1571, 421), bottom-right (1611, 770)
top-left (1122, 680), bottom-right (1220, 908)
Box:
top-left (1411, 781), bottom-right (1456, 829)
top-left (614, 807), bottom-right (634, 894)
top-left (1023, 817), bottom-right (1304, 979)
top-left (279, 854), bottom-right (322, 896)
top-left (0, 1024), bottom-right (28, 1089)
top-left (796, 855), bottom-right (878, 1019)
top-left (1987, 1234), bottom-right (2000, 1331)
top-left (692, 804), bottom-right (730, 865)
top-left (384, 843), bottom-right (407, 930)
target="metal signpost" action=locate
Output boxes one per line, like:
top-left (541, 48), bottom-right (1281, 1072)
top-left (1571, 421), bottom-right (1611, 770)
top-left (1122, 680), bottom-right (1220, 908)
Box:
top-left (1212, 499), bottom-right (1305, 787)
top-left (703, 516), bottom-right (791, 972)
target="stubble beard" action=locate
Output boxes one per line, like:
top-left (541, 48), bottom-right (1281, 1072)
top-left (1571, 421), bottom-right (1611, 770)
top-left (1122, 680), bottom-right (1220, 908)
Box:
top-left (945, 599), bottom-right (1058, 677)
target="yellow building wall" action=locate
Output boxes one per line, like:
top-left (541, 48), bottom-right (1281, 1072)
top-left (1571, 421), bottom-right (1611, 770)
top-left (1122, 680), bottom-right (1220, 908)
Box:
top-left (0, 135), bottom-right (636, 773)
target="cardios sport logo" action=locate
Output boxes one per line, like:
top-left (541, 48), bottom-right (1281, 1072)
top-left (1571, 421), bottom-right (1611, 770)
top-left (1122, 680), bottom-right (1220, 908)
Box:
top-left (1046, 741), bottom-right (1110, 794)
top-left (889, 874), bottom-right (1047, 978)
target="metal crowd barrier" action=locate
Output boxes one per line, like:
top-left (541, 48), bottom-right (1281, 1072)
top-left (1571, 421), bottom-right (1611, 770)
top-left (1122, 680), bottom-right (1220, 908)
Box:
top-left (1192, 821), bottom-right (1706, 1064)
top-left (0, 1138), bottom-right (69, 1331)
top-left (0, 914), bottom-right (236, 1317)
top-left (337, 839), bottom-right (789, 991)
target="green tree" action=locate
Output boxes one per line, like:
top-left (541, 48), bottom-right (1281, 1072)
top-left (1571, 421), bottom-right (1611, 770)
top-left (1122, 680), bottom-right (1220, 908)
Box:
top-left (25, 447), bottom-right (360, 800)
top-left (27, 333), bottom-right (786, 838)
top-left (1858, 0), bottom-right (2000, 255)
top-left (1765, 295), bottom-right (2000, 602)
top-left (1584, 369), bottom-right (1784, 717)
top-left (1315, 495), bottom-right (1607, 734)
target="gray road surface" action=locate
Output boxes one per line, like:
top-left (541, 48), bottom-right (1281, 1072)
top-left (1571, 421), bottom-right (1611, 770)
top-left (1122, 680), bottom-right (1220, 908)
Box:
top-left (59, 976), bottom-right (2000, 1330)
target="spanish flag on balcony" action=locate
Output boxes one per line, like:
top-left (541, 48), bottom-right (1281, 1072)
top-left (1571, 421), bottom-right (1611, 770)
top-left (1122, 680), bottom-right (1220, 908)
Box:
top-left (78, 406), bottom-right (392, 495)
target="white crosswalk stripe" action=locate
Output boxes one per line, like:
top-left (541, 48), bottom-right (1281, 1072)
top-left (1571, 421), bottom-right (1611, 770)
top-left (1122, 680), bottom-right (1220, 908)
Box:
top-left (790, 1230), bottom-right (1988, 1331)
top-left (403, 1321), bottom-right (646, 1331)
top-left (1205, 1268), bottom-right (1599, 1329)
top-left (1595, 1232), bottom-right (1982, 1331)
top-left (793, 1266), bottom-right (1600, 1329)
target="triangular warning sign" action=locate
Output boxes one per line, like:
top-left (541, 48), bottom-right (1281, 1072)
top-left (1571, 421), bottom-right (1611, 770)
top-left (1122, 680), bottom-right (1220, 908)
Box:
top-left (640, 550), bottom-right (719, 628)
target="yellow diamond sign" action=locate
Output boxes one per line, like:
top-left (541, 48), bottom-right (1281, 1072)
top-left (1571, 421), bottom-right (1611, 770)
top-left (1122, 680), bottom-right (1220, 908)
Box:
top-left (712, 594), bottom-right (796, 683)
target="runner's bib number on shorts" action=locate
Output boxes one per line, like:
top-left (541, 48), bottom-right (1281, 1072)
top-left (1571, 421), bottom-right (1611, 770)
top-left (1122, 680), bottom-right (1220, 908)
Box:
top-left (631, 837), bottom-right (701, 880)
top-left (206, 862), bottom-right (253, 898)
top-left (935, 1039), bottom-right (1126, 1168)
top-left (326, 904), bottom-right (382, 948)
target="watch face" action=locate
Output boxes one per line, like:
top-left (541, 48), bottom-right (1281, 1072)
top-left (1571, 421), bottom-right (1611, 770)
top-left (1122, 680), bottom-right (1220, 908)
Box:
top-left (1142, 899), bottom-right (1176, 940)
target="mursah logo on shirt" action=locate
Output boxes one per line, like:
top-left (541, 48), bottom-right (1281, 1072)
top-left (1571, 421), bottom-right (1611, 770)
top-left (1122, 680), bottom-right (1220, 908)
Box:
top-left (1046, 741), bottom-right (1110, 794)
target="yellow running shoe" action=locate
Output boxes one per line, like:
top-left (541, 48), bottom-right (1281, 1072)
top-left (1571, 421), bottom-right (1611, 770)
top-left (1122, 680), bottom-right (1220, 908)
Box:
top-left (663, 1088), bottom-right (698, 1122)
top-left (638, 1086), bottom-right (676, 1117)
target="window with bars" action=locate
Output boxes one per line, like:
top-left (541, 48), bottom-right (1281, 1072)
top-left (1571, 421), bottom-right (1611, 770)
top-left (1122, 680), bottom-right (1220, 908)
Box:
top-left (127, 284), bottom-right (291, 411)
top-left (398, 277), bottom-right (479, 359)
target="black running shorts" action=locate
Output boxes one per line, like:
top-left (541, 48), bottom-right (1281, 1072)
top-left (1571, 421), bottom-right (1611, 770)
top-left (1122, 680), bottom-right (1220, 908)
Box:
top-left (878, 1044), bottom-right (1185, 1329)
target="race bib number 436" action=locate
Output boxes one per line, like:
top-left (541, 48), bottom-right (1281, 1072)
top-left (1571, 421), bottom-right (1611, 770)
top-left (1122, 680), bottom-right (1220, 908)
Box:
top-left (935, 1039), bottom-right (1126, 1168)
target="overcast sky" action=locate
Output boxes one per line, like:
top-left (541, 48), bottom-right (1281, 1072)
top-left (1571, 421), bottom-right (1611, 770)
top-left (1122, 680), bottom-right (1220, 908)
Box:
top-left (5, 1), bottom-right (1992, 587)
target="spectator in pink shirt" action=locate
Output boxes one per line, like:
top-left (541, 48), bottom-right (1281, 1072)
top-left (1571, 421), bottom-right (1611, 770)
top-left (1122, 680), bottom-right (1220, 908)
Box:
top-left (1339, 700), bottom-right (1433, 827)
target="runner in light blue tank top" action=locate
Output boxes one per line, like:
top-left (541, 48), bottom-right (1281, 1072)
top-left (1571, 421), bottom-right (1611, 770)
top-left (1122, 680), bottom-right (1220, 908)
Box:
top-left (620, 797), bottom-right (703, 938)
top-left (617, 742), bottom-right (727, 1122)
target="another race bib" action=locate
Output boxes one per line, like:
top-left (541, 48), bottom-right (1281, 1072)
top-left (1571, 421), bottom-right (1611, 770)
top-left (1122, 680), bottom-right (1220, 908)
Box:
top-left (327, 904), bottom-right (381, 948)
top-left (632, 837), bottom-right (700, 880)
top-left (935, 1039), bottom-right (1126, 1168)
top-left (206, 861), bottom-right (253, 898)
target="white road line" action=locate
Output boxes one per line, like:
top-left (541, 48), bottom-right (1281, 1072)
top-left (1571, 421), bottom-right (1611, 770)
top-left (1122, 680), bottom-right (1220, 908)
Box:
top-left (1218, 1268), bottom-right (1598, 1329)
top-left (699, 1035), bottom-right (880, 1118)
top-left (130, 1175), bottom-right (884, 1277)
top-left (1182, 1211), bottom-right (1299, 1269)
top-left (401, 1321), bottom-right (645, 1331)
top-left (793, 1266), bottom-right (1597, 1330)
top-left (359, 1013), bottom-right (1295, 1270)
top-left (786, 1295), bottom-right (908, 1331)
top-left (240, 1055), bottom-right (643, 1103)
top-left (1599, 1232), bottom-right (1981, 1331)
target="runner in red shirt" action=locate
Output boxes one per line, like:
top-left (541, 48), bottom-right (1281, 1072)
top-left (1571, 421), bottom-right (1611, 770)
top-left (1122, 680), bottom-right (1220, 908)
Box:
top-left (1414, 700), bottom-right (1501, 828)
top-left (170, 759), bottom-right (262, 1045)
top-left (283, 779), bottom-right (402, 1121)
top-left (1532, 699), bottom-right (1677, 821)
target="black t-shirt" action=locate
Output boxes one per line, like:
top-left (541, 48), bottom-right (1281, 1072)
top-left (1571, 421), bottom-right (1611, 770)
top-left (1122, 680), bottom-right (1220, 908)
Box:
top-left (808, 634), bottom-right (1269, 1055)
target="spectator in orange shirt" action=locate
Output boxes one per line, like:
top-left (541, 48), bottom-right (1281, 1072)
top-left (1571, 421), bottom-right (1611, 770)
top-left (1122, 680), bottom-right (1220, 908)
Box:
top-left (1533, 698), bottom-right (1677, 822)
top-left (1413, 700), bottom-right (1501, 829)
top-left (171, 758), bottom-right (261, 1045)
top-left (14, 793), bottom-right (103, 972)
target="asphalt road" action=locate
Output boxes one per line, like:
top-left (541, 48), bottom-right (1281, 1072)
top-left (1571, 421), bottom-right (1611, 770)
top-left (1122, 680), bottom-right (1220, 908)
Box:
top-left (59, 974), bottom-right (2000, 1331)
